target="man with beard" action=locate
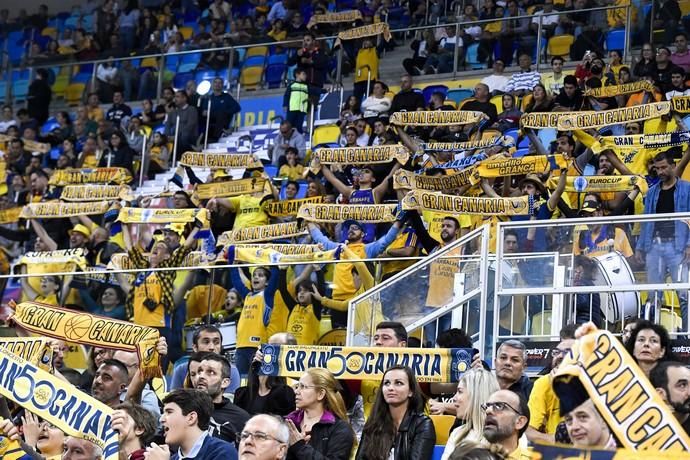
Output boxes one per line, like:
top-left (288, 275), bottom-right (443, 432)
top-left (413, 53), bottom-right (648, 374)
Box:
top-left (526, 336), bottom-right (575, 443)
top-left (651, 361), bottom-right (690, 435)
top-left (482, 389), bottom-right (531, 458)
top-left (195, 353), bottom-right (251, 443)
top-left (635, 150), bottom-right (690, 330)
top-left (563, 399), bottom-right (615, 448)
top-left (91, 359), bottom-right (129, 408)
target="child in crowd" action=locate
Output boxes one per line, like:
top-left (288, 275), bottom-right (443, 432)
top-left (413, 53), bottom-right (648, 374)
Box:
top-left (282, 68), bottom-right (309, 133)
top-left (278, 147), bottom-right (304, 181)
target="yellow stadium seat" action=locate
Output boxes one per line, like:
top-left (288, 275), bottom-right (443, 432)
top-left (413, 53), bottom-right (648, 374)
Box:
top-left (430, 415), bottom-right (455, 445)
top-left (178, 26), bottom-right (194, 40)
top-left (312, 124), bottom-right (341, 146)
top-left (140, 57), bottom-right (159, 69)
top-left (520, 93), bottom-right (533, 112)
top-left (246, 46), bottom-right (269, 58)
top-left (481, 129), bottom-right (502, 140)
top-left (42, 27), bottom-right (57, 39)
top-left (490, 94), bottom-right (503, 113)
top-left (530, 310), bottom-right (552, 336)
top-left (660, 308), bottom-right (682, 331)
top-left (681, 0), bottom-right (690, 15)
top-left (547, 35), bottom-right (575, 58)
top-left (459, 97), bottom-right (476, 109)
top-left (240, 66), bottom-right (263, 90)
top-left (445, 100), bottom-right (457, 109)
top-left (65, 82), bottom-right (85, 106)
top-left (52, 74), bottom-right (70, 99)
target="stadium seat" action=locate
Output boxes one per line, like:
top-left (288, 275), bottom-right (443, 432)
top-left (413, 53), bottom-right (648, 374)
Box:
top-left (195, 69), bottom-right (217, 85)
top-left (431, 445), bottom-right (445, 460)
top-left (173, 72), bottom-right (195, 89)
top-left (41, 117), bottom-right (60, 135)
top-left (264, 64), bottom-right (286, 88)
top-left (422, 85), bottom-right (448, 105)
top-left (264, 164), bottom-right (279, 178)
top-left (446, 88), bottom-right (474, 105)
top-left (514, 147), bottom-right (530, 157)
top-left (465, 43), bottom-right (483, 70)
top-left (246, 46), bottom-right (269, 58)
top-left (267, 53), bottom-right (288, 66)
top-left (518, 135), bottom-right (530, 148)
top-left (606, 29), bottom-right (625, 51)
top-left (489, 94), bottom-right (504, 113)
top-left (520, 93), bottom-right (534, 111)
top-left (178, 26), bottom-right (194, 40)
top-left (140, 57), bottom-right (159, 69)
top-left (0, 82), bottom-right (7, 104)
top-left (430, 415), bottom-right (455, 445)
top-left (13, 79), bottom-right (30, 102)
top-left (235, 48), bottom-right (247, 66)
top-left (165, 55), bottom-right (181, 72)
top-left (65, 82), bottom-right (85, 106)
top-left (239, 66), bottom-right (263, 90)
top-left (179, 53), bottom-right (202, 73)
top-left (538, 128), bottom-right (558, 149)
top-left (547, 35), bottom-right (575, 58)
top-left (504, 128), bottom-right (519, 144)
top-left (71, 73), bottom-right (92, 84)
top-left (41, 27), bottom-right (57, 39)
top-left (243, 56), bottom-right (266, 68)
top-left (312, 124), bottom-right (341, 146)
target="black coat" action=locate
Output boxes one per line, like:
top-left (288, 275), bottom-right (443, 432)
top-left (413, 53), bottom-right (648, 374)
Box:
top-left (285, 411), bottom-right (354, 460)
top-left (355, 411), bottom-right (436, 460)
top-left (27, 79), bottom-right (52, 124)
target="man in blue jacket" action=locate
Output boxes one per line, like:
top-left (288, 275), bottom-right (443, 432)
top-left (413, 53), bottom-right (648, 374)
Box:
top-left (203, 78), bottom-right (241, 142)
top-left (635, 150), bottom-right (690, 330)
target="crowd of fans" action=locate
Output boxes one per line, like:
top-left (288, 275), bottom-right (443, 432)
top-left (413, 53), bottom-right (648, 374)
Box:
top-left (2, 0), bottom-right (690, 458)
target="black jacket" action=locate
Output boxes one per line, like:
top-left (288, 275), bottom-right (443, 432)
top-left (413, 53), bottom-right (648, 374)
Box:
top-left (285, 410), bottom-right (354, 460)
top-left (355, 411), bottom-right (436, 460)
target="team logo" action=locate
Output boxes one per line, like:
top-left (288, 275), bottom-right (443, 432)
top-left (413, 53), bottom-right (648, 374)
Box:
top-left (573, 176), bottom-right (588, 193)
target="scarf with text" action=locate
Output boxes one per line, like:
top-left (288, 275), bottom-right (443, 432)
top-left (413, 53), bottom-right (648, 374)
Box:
top-left (225, 244), bottom-right (340, 265)
top-left (11, 301), bottom-right (162, 379)
top-left (60, 184), bottom-right (134, 202)
top-left (217, 221), bottom-right (307, 245)
top-left (594, 132), bottom-right (690, 153)
top-left (19, 248), bottom-right (88, 269)
top-left (116, 207), bottom-right (210, 225)
top-left (402, 190), bottom-right (534, 215)
top-left (20, 201), bottom-right (111, 219)
top-left (584, 81), bottom-right (656, 98)
top-left (469, 154), bottom-right (567, 184)
top-left (179, 152), bottom-right (264, 169)
top-left (557, 102), bottom-right (671, 130)
top-left (264, 196), bottom-right (325, 217)
top-left (307, 10), bottom-right (362, 28)
top-left (394, 169), bottom-right (474, 190)
top-left (297, 203), bottom-right (398, 223)
top-left (0, 207), bottom-right (21, 224)
top-left (546, 175), bottom-right (649, 195)
top-left (670, 95), bottom-right (690, 113)
top-left (0, 337), bottom-right (53, 369)
top-left (0, 134), bottom-right (50, 153)
top-left (390, 110), bottom-right (485, 126)
top-left (48, 168), bottom-right (133, 186)
top-left (311, 144), bottom-right (410, 173)
top-left (193, 177), bottom-right (269, 200)
top-left (335, 22), bottom-right (391, 45)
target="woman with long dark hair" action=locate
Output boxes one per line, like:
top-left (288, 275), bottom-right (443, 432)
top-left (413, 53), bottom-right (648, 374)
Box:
top-left (355, 365), bottom-right (436, 460)
top-left (99, 130), bottom-right (135, 173)
top-left (234, 358), bottom-right (295, 416)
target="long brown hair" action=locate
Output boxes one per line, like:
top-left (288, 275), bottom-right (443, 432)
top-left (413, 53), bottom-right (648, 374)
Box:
top-left (306, 368), bottom-right (349, 422)
top-left (359, 365), bottom-right (427, 460)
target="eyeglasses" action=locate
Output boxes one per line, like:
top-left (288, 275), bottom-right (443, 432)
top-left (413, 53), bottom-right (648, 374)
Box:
top-left (294, 382), bottom-right (318, 390)
top-left (481, 401), bottom-right (522, 415)
top-left (236, 431), bottom-right (285, 444)
top-left (551, 349), bottom-right (568, 357)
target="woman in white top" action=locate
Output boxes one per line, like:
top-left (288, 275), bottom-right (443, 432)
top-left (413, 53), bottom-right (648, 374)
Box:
top-left (441, 369), bottom-right (500, 460)
top-left (361, 81), bottom-right (392, 126)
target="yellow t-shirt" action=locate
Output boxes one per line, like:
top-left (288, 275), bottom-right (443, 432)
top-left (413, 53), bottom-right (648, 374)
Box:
top-left (266, 290), bottom-right (289, 339)
top-left (355, 47), bottom-right (379, 83)
top-left (331, 242), bottom-right (366, 300)
top-left (278, 164), bottom-right (305, 181)
top-left (185, 284), bottom-right (227, 320)
top-left (286, 303), bottom-right (321, 345)
top-left (134, 273), bottom-right (165, 328)
top-left (572, 226), bottom-right (633, 258)
top-left (528, 374), bottom-right (561, 434)
top-left (35, 293), bottom-right (58, 306)
top-left (237, 291), bottom-right (270, 348)
top-left (381, 227), bottom-right (418, 277)
top-left (88, 107), bottom-right (104, 122)
top-left (228, 194), bottom-right (270, 229)
top-left (425, 245), bottom-right (462, 308)
top-left (422, 210), bottom-right (471, 243)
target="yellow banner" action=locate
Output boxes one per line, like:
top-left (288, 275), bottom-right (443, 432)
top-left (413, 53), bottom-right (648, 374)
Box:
top-left (116, 207), bottom-right (209, 224)
top-left (20, 201), bottom-right (111, 219)
top-left (520, 112), bottom-right (566, 129)
top-left (312, 144), bottom-right (409, 168)
top-left (297, 203), bottom-right (398, 223)
top-left (0, 347), bottom-right (118, 459)
top-left (421, 137), bottom-right (505, 152)
top-left (179, 152), bottom-right (263, 169)
top-left (228, 243), bottom-right (322, 255)
top-left (19, 248), bottom-right (88, 268)
top-left (546, 175), bottom-right (649, 195)
top-left (393, 169), bottom-right (473, 190)
top-left (227, 244), bottom-right (339, 265)
top-left (553, 328), bottom-right (690, 450)
top-left (0, 207), bottom-right (21, 224)
top-left (0, 337), bottom-right (52, 367)
top-left (264, 196), bottom-right (325, 217)
top-left (307, 10), bottom-right (362, 27)
top-left (108, 251), bottom-right (208, 270)
top-left (402, 190), bottom-right (532, 215)
top-left (11, 301), bottom-right (161, 379)
top-left (48, 168), bottom-right (132, 186)
top-left (557, 102), bottom-right (671, 130)
top-left (671, 96), bottom-right (690, 113)
top-left (470, 154), bottom-right (567, 184)
top-left (258, 344), bottom-right (473, 382)
top-left (217, 221), bottom-right (307, 245)
top-left (530, 443), bottom-right (690, 459)
top-left (60, 184), bottom-right (134, 202)
top-left (390, 110), bottom-right (484, 126)
top-left (336, 22), bottom-right (391, 42)
top-left (0, 134), bottom-right (50, 153)
top-left (194, 177), bottom-right (268, 200)
top-left (584, 81), bottom-right (655, 98)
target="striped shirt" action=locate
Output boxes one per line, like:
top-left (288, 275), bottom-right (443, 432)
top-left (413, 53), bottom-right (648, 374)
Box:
top-left (504, 70), bottom-right (542, 93)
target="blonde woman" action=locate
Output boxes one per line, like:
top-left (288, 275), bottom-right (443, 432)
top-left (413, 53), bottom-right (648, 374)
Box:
top-left (285, 368), bottom-right (355, 460)
top-left (442, 369), bottom-right (501, 460)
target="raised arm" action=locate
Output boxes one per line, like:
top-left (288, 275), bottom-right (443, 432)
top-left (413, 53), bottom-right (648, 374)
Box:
top-left (373, 164), bottom-right (401, 203)
top-left (481, 178), bottom-right (501, 198)
top-left (317, 161), bottom-right (354, 199)
top-left (307, 223), bottom-right (339, 250)
top-left (19, 264), bottom-right (39, 301)
top-left (29, 220), bottom-right (57, 251)
top-left (547, 168), bottom-right (567, 210)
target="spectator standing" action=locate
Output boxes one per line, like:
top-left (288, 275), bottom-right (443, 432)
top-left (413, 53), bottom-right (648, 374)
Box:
top-left (204, 78), bottom-right (241, 142)
top-left (94, 0), bottom-right (116, 50)
top-left (283, 68), bottom-right (309, 134)
top-left (118, 0), bottom-right (140, 53)
top-left (504, 54), bottom-right (542, 97)
top-left (499, 0), bottom-right (533, 65)
top-left (271, 121), bottom-right (306, 166)
top-left (27, 68), bottom-right (51, 125)
top-left (105, 90), bottom-right (133, 130)
top-left (354, 38), bottom-right (379, 103)
top-left (288, 33), bottom-right (329, 105)
top-left (647, 0), bottom-right (681, 45)
top-left (390, 74), bottom-right (426, 113)
top-left (267, 0), bottom-right (288, 22)
top-left (530, 0), bottom-right (559, 38)
top-left (165, 90), bottom-right (199, 157)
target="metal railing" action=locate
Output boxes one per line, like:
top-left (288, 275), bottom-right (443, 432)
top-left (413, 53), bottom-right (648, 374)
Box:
top-left (1, 3), bottom-right (639, 105)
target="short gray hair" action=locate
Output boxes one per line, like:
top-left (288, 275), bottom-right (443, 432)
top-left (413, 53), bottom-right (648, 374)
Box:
top-left (247, 414), bottom-right (290, 448)
top-left (497, 339), bottom-right (527, 359)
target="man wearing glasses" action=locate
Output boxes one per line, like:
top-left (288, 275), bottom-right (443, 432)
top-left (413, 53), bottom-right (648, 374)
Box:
top-left (238, 414), bottom-right (289, 460)
top-left (482, 389), bottom-right (531, 459)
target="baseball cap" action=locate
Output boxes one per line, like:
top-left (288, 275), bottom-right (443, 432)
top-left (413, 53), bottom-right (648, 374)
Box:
top-left (579, 200), bottom-right (601, 215)
top-left (343, 220), bottom-right (364, 231)
top-left (68, 224), bottom-right (91, 238)
top-left (164, 222), bottom-right (186, 235)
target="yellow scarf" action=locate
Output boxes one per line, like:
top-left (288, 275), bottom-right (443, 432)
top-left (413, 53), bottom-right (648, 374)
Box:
top-left (297, 203), bottom-right (398, 223)
top-left (60, 184), bottom-right (134, 202)
top-left (546, 175), bottom-right (648, 195)
top-left (0, 337), bottom-right (53, 369)
top-left (336, 22), bottom-right (391, 43)
top-left (217, 221), bottom-right (307, 245)
top-left (402, 190), bottom-right (533, 215)
top-left (20, 201), bottom-right (111, 219)
top-left (11, 301), bottom-right (162, 379)
top-left (0, 207), bottom-right (21, 224)
top-left (264, 196), bottom-right (324, 217)
top-left (390, 110), bottom-right (484, 126)
top-left (670, 95), bottom-right (690, 113)
top-left (116, 207), bottom-right (210, 225)
top-left (557, 102), bottom-right (671, 130)
top-left (307, 10), bottom-right (362, 27)
top-left (470, 154), bottom-right (567, 184)
top-left (179, 152), bottom-right (263, 169)
top-left (393, 169), bottom-right (474, 190)
top-left (311, 144), bottom-right (409, 171)
top-left (226, 244), bottom-right (339, 265)
top-left (584, 81), bottom-right (655, 98)
top-left (48, 167), bottom-right (132, 185)
top-left (193, 177), bottom-right (268, 200)
top-left (19, 248), bottom-right (88, 269)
